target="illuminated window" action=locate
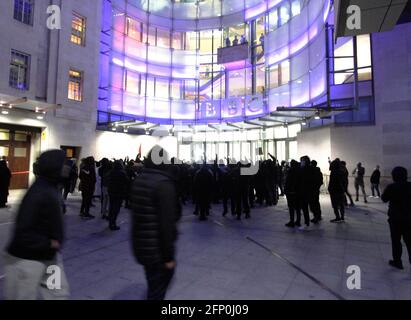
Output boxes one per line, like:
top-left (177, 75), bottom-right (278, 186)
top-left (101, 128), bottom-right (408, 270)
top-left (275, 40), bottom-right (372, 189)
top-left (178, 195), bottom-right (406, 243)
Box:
top-left (269, 64), bottom-right (279, 88)
top-left (14, 0), bottom-right (34, 25)
top-left (126, 17), bottom-right (142, 41)
top-left (291, 0), bottom-right (302, 17)
top-left (334, 35), bottom-right (372, 85)
top-left (71, 13), bottom-right (86, 46)
top-left (268, 9), bottom-right (279, 32)
top-left (9, 50), bottom-right (30, 90)
top-left (279, 4), bottom-right (290, 26)
top-left (157, 28), bottom-right (170, 48)
top-left (68, 69), bottom-right (83, 101)
top-left (280, 60), bottom-right (290, 85)
top-left (125, 71), bottom-right (141, 95)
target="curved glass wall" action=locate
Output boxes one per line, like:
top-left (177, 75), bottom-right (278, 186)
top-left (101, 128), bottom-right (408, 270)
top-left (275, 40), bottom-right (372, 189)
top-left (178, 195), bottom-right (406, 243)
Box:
top-left (98, 0), bottom-right (331, 124)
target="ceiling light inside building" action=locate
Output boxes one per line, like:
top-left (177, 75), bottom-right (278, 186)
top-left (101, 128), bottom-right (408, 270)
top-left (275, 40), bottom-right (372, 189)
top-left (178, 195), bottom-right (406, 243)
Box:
top-left (36, 115), bottom-right (44, 120)
top-left (1, 110), bottom-right (9, 115)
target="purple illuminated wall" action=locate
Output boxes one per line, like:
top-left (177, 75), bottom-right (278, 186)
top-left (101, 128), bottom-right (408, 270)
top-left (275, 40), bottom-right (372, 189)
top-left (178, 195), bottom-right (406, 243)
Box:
top-left (98, 0), bottom-right (331, 125)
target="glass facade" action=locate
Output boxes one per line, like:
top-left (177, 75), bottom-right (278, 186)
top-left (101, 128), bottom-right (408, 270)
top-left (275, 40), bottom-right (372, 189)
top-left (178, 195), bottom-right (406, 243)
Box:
top-left (98, 0), bottom-right (332, 124)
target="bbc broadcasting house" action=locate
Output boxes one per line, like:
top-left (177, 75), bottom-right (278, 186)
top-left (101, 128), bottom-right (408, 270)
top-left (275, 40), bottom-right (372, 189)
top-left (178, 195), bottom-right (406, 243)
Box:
top-left (0, 0), bottom-right (411, 299)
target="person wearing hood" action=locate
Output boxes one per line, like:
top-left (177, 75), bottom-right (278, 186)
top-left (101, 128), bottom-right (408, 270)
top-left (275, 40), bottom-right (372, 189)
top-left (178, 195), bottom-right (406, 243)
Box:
top-left (381, 167), bottom-right (411, 270)
top-left (129, 146), bottom-right (182, 300)
top-left (4, 149), bottom-right (70, 300)
top-left (107, 160), bottom-right (129, 230)
top-left (0, 159), bottom-right (12, 208)
top-left (79, 156), bottom-right (96, 219)
top-left (328, 159), bottom-right (346, 223)
top-left (285, 160), bottom-right (301, 228)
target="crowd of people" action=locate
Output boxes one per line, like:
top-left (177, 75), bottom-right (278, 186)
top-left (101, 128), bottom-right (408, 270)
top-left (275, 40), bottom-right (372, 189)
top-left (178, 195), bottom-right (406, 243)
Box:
top-left (1, 147), bottom-right (410, 300)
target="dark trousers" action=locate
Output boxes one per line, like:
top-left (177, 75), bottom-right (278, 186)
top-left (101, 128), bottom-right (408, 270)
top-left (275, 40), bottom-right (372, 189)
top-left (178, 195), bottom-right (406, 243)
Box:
top-left (344, 188), bottom-right (354, 206)
top-left (389, 220), bottom-right (411, 264)
top-left (286, 195), bottom-right (299, 224)
top-left (236, 188), bottom-right (250, 218)
top-left (144, 264), bottom-right (175, 300)
top-left (299, 199), bottom-right (310, 226)
top-left (355, 180), bottom-right (367, 201)
top-left (371, 184), bottom-right (380, 197)
top-left (0, 190), bottom-right (8, 207)
top-left (223, 194), bottom-right (235, 215)
top-left (109, 195), bottom-right (122, 227)
top-left (309, 192), bottom-right (322, 220)
top-left (330, 192), bottom-right (345, 219)
top-left (81, 191), bottom-right (93, 214)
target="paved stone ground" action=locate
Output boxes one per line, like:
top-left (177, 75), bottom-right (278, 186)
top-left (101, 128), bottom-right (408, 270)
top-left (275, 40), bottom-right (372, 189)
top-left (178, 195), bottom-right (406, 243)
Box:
top-left (0, 190), bottom-right (410, 300)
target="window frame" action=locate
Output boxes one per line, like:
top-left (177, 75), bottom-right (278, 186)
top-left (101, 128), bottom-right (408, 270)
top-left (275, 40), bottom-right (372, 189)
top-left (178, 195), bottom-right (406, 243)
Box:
top-left (9, 49), bottom-right (31, 91)
top-left (71, 12), bottom-right (87, 47)
top-left (68, 68), bottom-right (84, 102)
top-left (13, 0), bottom-right (34, 25)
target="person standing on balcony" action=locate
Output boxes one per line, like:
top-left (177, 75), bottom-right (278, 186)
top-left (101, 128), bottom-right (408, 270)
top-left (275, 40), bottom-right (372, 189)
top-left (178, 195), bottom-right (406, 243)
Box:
top-left (259, 33), bottom-right (265, 51)
top-left (233, 35), bottom-right (239, 46)
top-left (225, 37), bottom-right (231, 47)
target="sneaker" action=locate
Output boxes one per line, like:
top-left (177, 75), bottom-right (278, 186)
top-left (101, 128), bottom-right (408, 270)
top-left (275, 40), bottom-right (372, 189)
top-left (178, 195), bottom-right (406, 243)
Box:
top-left (298, 225), bottom-right (309, 231)
top-left (330, 218), bottom-right (342, 223)
top-left (285, 222), bottom-right (295, 228)
top-left (389, 260), bottom-right (404, 270)
top-left (295, 222), bottom-right (301, 227)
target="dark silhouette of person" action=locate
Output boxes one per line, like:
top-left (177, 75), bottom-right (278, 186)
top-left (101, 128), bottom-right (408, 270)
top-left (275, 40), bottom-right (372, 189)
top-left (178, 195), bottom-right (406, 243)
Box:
top-left (219, 162), bottom-right (236, 217)
top-left (370, 165), bottom-right (381, 198)
top-left (381, 167), bottom-right (411, 270)
top-left (0, 160), bottom-right (12, 208)
top-left (259, 33), bottom-right (265, 51)
top-left (236, 162), bottom-right (251, 220)
top-left (107, 160), bottom-right (129, 231)
top-left (341, 161), bottom-right (355, 207)
top-left (353, 162), bottom-right (367, 203)
top-left (79, 157), bottom-right (96, 219)
top-left (310, 160), bottom-right (323, 223)
top-left (233, 35), bottom-right (239, 46)
top-left (297, 156), bottom-right (313, 229)
top-left (285, 160), bottom-right (301, 228)
top-left (225, 37), bottom-right (231, 47)
top-left (193, 164), bottom-right (214, 221)
top-left (328, 159), bottom-right (346, 223)
top-left (129, 146), bottom-right (182, 300)
top-left (5, 150), bottom-right (69, 299)
top-left (98, 158), bottom-right (112, 219)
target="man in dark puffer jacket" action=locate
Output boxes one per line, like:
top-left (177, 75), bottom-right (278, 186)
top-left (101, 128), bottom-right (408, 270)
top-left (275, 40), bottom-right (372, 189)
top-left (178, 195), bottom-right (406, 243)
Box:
top-left (129, 146), bottom-right (181, 300)
top-left (4, 149), bottom-right (70, 300)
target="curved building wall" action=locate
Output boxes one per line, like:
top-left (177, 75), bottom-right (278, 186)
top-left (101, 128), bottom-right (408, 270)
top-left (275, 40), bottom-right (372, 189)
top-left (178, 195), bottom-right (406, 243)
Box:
top-left (98, 0), bottom-right (331, 124)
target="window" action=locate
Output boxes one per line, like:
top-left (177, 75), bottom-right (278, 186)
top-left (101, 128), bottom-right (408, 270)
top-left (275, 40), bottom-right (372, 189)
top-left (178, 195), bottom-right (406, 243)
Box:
top-left (68, 69), bottom-right (83, 101)
top-left (291, 0), bottom-right (302, 17)
top-left (71, 12), bottom-right (86, 46)
top-left (9, 50), bottom-right (30, 90)
top-left (126, 17), bottom-right (142, 41)
top-left (334, 35), bottom-right (372, 85)
top-left (14, 0), bottom-right (34, 25)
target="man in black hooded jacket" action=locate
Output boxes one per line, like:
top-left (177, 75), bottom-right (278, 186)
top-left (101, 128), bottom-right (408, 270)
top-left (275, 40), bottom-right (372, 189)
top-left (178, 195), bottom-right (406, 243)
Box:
top-left (4, 149), bottom-right (70, 300)
top-left (129, 146), bottom-right (181, 300)
top-left (381, 167), bottom-right (411, 270)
